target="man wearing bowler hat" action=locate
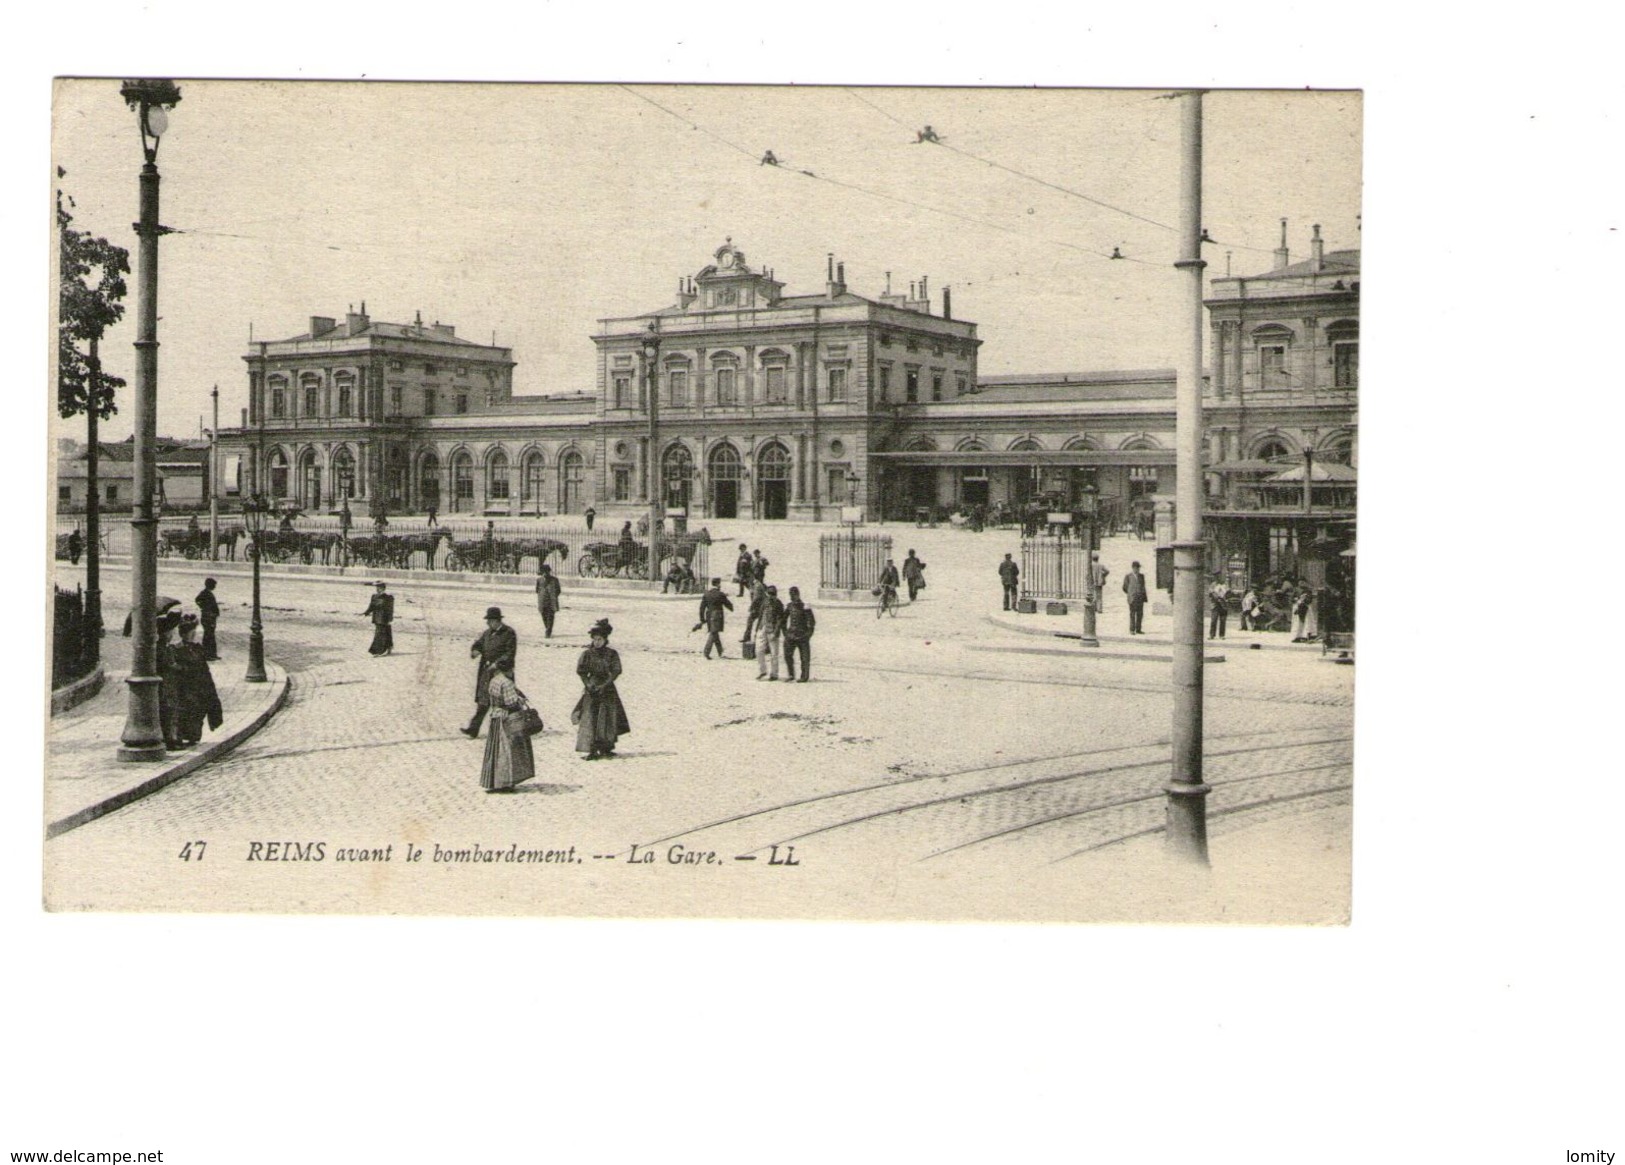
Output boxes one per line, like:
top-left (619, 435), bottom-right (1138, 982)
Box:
top-left (463, 606), bottom-right (518, 738)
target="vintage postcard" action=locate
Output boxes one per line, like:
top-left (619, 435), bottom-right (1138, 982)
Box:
top-left (46, 80), bottom-right (1360, 922)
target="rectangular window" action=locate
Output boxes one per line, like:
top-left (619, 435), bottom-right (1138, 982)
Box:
top-left (878, 365), bottom-right (891, 402)
top-left (390, 386), bottom-right (402, 414)
top-left (764, 366), bottom-right (786, 403)
top-left (1259, 346), bottom-right (1286, 386)
top-left (59, 485), bottom-right (72, 502)
top-left (106, 484), bottom-right (119, 502)
top-left (424, 390), bottom-right (437, 416)
top-left (956, 373), bottom-right (967, 397)
top-left (1334, 343), bottom-right (1358, 389)
top-left (613, 467), bottom-right (632, 501)
top-left (669, 370), bottom-right (688, 407)
top-left (425, 364), bottom-right (437, 377)
top-left (827, 467), bottom-right (847, 504)
top-left (337, 386), bottom-right (352, 416)
top-left (716, 367), bottom-right (737, 407)
top-left (931, 373), bottom-right (943, 402)
top-left (613, 374), bottom-right (630, 409)
top-left (826, 367), bottom-right (847, 403)
top-left (456, 393), bottom-right (469, 415)
top-left (906, 369), bottom-right (919, 403)
top-left (305, 386), bottom-right (320, 415)
top-left (271, 390), bottom-right (286, 419)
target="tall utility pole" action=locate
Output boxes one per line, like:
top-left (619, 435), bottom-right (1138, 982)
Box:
top-left (117, 78), bottom-right (181, 763)
top-left (209, 384), bottom-right (219, 560)
top-left (1166, 90), bottom-right (1211, 862)
top-left (84, 336), bottom-right (103, 641)
top-left (643, 323), bottom-right (662, 584)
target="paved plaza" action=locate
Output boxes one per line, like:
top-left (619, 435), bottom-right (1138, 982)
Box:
top-left (45, 519), bottom-right (1353, 923)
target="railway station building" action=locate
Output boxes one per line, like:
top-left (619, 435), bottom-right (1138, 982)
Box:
top-left (215, 232), bottom-right (1356, 564)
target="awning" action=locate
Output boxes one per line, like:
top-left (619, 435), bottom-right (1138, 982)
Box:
top-left (1266, 461), bottom-right (1358, 483)
top-left (869, 449), bottom-right (1177, 468)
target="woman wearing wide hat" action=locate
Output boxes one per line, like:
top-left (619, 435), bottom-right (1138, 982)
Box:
top-left (572, 618), bottom-right (630, 760)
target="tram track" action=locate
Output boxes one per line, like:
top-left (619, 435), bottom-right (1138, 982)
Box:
top-left (644, 730), bottom-right (1353, 865)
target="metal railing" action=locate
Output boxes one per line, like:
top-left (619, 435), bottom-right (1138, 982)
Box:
top-left (819, 530), bottom-right (893, 592)
top-left (53, 585), bottom-right (97, 685)
top-left (1020, 536), bottom-right (1089, 600)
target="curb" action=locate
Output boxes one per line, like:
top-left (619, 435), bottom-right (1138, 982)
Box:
top-left (84, 557), bottom-right (701, 603)
top-left (45, 661), bottom-right (292, 840)
top-left (50, 665), bottom-right (106, 717)
top-left (983, 610), bottom-right (1319, 653)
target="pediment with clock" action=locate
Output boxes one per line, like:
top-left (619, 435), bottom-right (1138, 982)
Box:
top-left (687, 237), bottom-right (784, 310)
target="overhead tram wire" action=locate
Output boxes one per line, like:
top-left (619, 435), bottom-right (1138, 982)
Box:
top-left (621, 85), bottom-right (1160, 268)
top-left (842, 87), bottom-right (1284, 258)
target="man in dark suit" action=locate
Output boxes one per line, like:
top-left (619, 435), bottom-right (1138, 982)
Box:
top-left (697, 577), bottom-right (734, 659)
top-left (195, 577), bottom-right (222, 660)
top-left (998, 553), bottom-right (1019, 610)
top-left (1122, 561), bottom-right (1148, 635)
top-left (535, 563), bottom-right (562, 639)
top-left (462, 606), bottom-right (518, 738)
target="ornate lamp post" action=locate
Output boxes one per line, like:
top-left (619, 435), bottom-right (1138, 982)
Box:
top-left (242, 494), bottom-right (269, 683)
top-left (642, 323), bottom-right (662, 583)
top-left (1078, 480), bottom-right (1100, 647)
top-left (116, 78), bottom-right (181, 763)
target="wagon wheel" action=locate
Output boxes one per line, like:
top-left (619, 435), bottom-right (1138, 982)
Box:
top-left (444, 549), bottom-right (465, 572)
top-left (579, 554), bottom-right (601, 577)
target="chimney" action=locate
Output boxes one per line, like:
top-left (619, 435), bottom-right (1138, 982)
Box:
top-left (309, 315), bottom-right (336, 337)
top-left (828, 255), bottom-right (845, 297)
top-left (241, 408), bottom-right (247, 427)
top-left (942, 286), bottom-right (952, 320)
top-left (920, 276), bottom-right (929, 312)
top-left (1310, 223), bottom-right (1324, 271)
top-left (346, 304), bottom-right (370, 336)
top-left (1274, 219), bottom-right (1290, 270)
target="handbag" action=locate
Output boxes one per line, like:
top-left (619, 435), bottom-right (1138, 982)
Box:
top-left (507, 688), bottom-right (545, 737)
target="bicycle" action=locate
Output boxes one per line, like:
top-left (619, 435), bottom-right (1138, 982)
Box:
top-left (875, 584), bottom-right (899, 619)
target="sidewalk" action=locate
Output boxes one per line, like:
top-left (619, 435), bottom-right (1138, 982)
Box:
top-left (985, 604), bottom-right (1330, 655)
top-left (45, 633), bottom-right (290, 838)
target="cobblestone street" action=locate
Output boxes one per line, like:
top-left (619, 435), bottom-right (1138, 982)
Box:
top-left (47, 526), bottom-right (1353, 921)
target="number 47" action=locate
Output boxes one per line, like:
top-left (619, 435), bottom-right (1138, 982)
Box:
top-left (178, 841), bottom-right (207, 861)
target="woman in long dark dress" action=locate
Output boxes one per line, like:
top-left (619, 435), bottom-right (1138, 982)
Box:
top-left (169, 613), bottom-right (222, 746)
top-left (479, 664), bottom-right (536, 793)
top-left (573, 619), bottom-right (630, 760)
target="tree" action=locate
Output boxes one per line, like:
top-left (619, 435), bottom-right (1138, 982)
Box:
top-left (57, 174), bottom-right (130, 656)
top-left (57, 179), bottom-right (129, 420)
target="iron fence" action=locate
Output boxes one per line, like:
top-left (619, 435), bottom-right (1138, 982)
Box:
top-left (53, 585), bottom-right (96, 686)
top-left (1020, 536), bottom-right (1090, 600)
top-left (820, 530), bottom-right (893, 592)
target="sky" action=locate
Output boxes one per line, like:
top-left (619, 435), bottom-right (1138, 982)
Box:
top-left (51, 81), bottom-right (1360, 443)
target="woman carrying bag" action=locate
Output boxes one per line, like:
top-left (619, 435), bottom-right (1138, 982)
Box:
top-left (479, 662), bottom-right (540, 793)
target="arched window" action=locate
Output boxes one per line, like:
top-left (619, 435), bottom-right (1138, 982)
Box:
top-left (336, 378), bottom-right (353, 417)
top-left (386, 446), bottom-right (407, 505)
top-left (662, 443), bottom-right (693, 510)
top-left (297, 449), bottom-right (322, 510)
top-left (1252, 438), bottom-right (1292, 464)
top-left (331, 447), bottom-right (356, 499)
top-left (451, 452), bottom-right (474, 511)
top-left (1010, 438), bottom-right (1042, 451)
top-left (521, 451), bottom-right (544, 504)
top-left (757, 443), bottom-right (790, 479)
top-left (708, 443), bottom-right (741, 480)
top-left (420, 452), bottom-right (441, 511)
top-left (558, 450), bottom-right (585, 514)
top-left (487, 449), bottom-right (510, 500)
top-left (1319, 433), bottom-right (1354, 466)
top-left (267, 450), bottom-right (289, 499)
